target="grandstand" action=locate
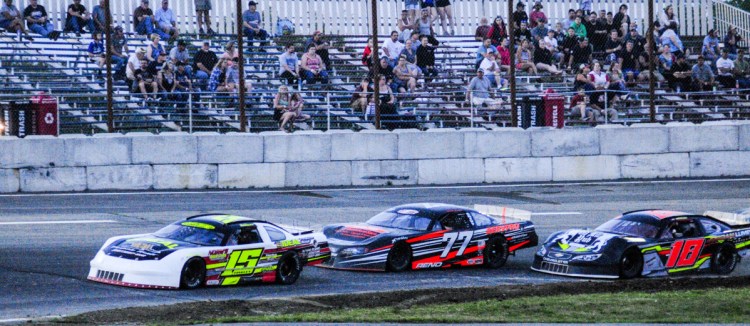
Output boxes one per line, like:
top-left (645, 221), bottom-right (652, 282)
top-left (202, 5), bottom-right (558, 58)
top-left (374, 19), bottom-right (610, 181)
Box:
top-left (1, 0), bottom-right (749, 135)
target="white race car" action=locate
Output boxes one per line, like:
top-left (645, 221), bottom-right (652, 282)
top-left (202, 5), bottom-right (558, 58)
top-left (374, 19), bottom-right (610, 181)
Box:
top-left (88, 214), bottom-right (330, 289)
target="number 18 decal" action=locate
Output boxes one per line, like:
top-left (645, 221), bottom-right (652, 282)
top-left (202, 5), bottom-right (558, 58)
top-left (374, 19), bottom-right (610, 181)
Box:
top-left (665, 238), bottom-right (705, 268)
top-left (441, 231), bottom-right (473, 258)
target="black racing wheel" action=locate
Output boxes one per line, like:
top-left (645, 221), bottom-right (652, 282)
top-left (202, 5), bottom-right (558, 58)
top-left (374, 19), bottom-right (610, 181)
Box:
top-left (483, 236), bottom-right (509, 269)
top-left (276, 252), bottom-right (303, 285)
top-left (180, 257), bottom-right (206, 289)
top-left (711, 244), bottom-right (738, 275)
top-left (619, 247), bottom-right (643, 279)
top-left (387, 242), bottom-right (413, 272)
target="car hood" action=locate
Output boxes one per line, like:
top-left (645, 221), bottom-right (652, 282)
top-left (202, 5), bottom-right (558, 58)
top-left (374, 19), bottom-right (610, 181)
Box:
top-left (104, 235), bottom-right (199, 260)
top-left (544, 229), bottom-right (628, 254)
top-left (323, 223), bottom-right (417, 245)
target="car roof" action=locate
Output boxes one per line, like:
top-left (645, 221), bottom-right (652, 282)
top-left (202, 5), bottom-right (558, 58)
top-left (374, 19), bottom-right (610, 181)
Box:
top-left (388, 203), bottom-right (469, 218)
top-left (620, 209), bottom-right (693, 224)
top-left (183, 214), bottom-right (288, 232)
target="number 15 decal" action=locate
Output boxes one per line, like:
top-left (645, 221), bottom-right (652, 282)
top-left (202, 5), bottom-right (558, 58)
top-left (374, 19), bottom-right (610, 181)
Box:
top-left (441, 231), bottom-right (473, 258)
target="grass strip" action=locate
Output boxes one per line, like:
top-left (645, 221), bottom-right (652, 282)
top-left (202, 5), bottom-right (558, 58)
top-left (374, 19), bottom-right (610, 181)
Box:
top-left (207, 287), bottom-right (750, 324)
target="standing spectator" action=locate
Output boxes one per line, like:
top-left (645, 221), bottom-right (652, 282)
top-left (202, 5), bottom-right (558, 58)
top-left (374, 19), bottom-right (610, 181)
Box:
top-left (475, 17), bottom-right (490, 41)
top-left (169, 40), bottom-right (191, 75)
top-left (570, 16), bottom-right (586, 38)
top-left (134, 59), bottom-right (158, 100)
top-left (278, 44), bottom-right (300, 85)
top-left (383, 31), bottom-right (405, 67)
top-left (568, 37), bottom-right (592, 71)
top-left (691, 55), bottom-right (715, 91)
top-left (702, 29), bottom-right (720, 65)
top-left (195, 0), bottom-right (214, 35)
top-left (393, 56), bottom-right (418, 93)
top-left (612, 4), bottom-right (630, 37)
top-left (534, 40), bottom-right (562, 75)
top-left (242, 1), bottom-right (268, 47)
top-left (306, 31), bottom-right (332, 71)
top-left (515, 39), bottom-right (538, 74)
top-left (669, 55), bottom-right (692, 92)
top-left (350, 78), bottom-right (373, 113)
top-left (417, 8), bottom-right (439, 45)
top-left (435, 0), bottom-right (455, 36)
top-left (404, 0), bottom-right (419, 23)
top-left (87, 32), bottom-right (105, 68)
top-left (716, 50), bottom-right (736, 89)
top-left (300, 45), bottom-right (329, 85)
top-left (724, 27), bottom-right (743, 60)
top-left (66, 0), bottom-right (92, 36)
top-left (660, 22), bottom-right (684, 58)
top-left (2, 0), bottom-right (33, 41)
top-left (194, 41), bottom-right (218, 90)
top-left (133, 0), bottom-right (158, 37)
top-left (734, 49), bottom-right (750, 90)
top-left (155, 0), bottom-right (179, 41)
top-left (467, 69), bottom-right (502, 109)
top-left (604, 29), bottom-right (622, 64)
top-left (92, 0), bottom-right (106, 34)
top-left (618, 40), bottom-right (640, 84)
top-left (511, 2), bottom-right (527, 30)
top-left (486, 16), bottom-right (507, 46)
top-left (397, 10), bottom-right (415, 43)
top-left (529, 2), bottom-right (546, 28)
top-left (145, 34), bottom-right (165, 62)
top-left (23, 0), bottom-right (57, 40)
top-left (416, 34), bottom-right (438, 80)
top-left (475, 38), bottom-right (498, 69)
top-left (127, 48), bottom-right (147, 86)
top-left (111, 26), bottom-right (129, 79)
top-left (658, 5), bottom-right (678, 35)
top-left (561, 9), bottom-right (576, 31)
top-left (513, 21), bottom-right (532, 43)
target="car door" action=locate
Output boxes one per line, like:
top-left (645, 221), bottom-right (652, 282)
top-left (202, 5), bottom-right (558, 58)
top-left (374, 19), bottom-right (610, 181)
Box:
top-left (660, 218), bottom-right (707, 273)
top-left (220, 226), bottom-right (268, 284)
top-left (437, 212), bottom-right (476, 261)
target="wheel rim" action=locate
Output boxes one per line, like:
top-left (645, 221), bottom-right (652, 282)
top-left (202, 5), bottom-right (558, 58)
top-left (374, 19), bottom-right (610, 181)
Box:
top-left (390, 245), bottom-right (409, 269)
top-left (715, 247), bottom-right (736, 272)
top-left (621, 251), bottom-right (641, 276)
top-left (183, 260), bottom-right (203, 287)
top-left (279, 258), bottom-right (296, 279)
top-left (487, 240), bottom-right (507, 265)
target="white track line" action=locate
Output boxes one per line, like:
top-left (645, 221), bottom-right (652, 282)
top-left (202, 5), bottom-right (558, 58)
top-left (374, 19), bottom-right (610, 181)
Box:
top-left (531, 212), bottom-right (583, 216)
top-left (0, 220), bottom-right (117, 225)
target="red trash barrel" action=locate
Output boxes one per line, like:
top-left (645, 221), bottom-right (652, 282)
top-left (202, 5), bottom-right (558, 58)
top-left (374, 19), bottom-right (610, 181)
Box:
top-left (30, 92), bottom-right (59, 136)
top-left (542, 90), bottom-right (565, 128)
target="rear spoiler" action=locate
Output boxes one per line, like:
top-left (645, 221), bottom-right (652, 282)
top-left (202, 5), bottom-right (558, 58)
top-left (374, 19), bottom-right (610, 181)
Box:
top-left (704, 210), bottom-right (750, 226)
top-left (473, 205), bottom-right (532, 223)
top-left (278, 224), bottom-right (314, 236)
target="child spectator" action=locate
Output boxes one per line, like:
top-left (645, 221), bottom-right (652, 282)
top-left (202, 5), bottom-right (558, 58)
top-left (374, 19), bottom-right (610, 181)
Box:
top-left (88, 32), bottom-right (105, 68)
top-left (475, 38), bottom-right (498, 69)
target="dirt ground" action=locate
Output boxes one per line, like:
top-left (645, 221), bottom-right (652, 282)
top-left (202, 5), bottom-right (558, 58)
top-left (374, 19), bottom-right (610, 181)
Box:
top-left (60, 275), bottom-right (750, 324)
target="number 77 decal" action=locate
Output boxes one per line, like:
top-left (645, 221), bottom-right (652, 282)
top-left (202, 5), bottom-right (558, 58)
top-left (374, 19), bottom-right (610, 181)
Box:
top-left (441, 231), bottom-right (474, 258)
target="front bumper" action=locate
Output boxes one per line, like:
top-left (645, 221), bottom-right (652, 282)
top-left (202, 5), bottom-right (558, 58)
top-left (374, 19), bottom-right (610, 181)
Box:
top-left (530, 253), bottom-right (620, 279)
top-left (88, 252), bottom-right (181, 289)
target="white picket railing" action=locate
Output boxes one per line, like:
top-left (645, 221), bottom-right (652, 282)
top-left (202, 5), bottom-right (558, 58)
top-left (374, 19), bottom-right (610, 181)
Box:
top-left (713, 0), bottom-right (750, 45)
top-left (10, 0), bottom-right (713, 36)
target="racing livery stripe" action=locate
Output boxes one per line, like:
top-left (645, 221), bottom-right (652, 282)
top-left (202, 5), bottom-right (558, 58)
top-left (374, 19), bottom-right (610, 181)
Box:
top-left (407, 230), bottom-right (449, 244)
top-left (667, 255), bottom-right (712, 273)
top-left (508, 240), bottom-right (531, 252)
top-left (206, 262), bottom-right (227, 269)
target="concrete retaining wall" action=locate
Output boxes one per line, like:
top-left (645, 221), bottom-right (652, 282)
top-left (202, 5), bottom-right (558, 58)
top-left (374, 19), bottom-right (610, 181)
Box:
top-left (1, 121), bottom-right (749, 193)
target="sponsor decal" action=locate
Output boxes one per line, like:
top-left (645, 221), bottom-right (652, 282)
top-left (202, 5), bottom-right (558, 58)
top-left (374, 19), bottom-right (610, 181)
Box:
top-left (551, 230), bottom-right (616, 253)
top-left (397, 209), bottom-right (420, 215)
top-left (542, 257), bottom-right (569, 264)
top-left (277, 239), bottom-right (301, 247)
top-left (209, 249), bottom-right (228, 261)
top-left (416, 262), bottom-right (443, 269)
top-left (549, 252), bottom-right (572, 259)
top-left (467, 258), bottom-right (483, 265)
top-left (126, 238), bottom-right (178, 249)
top-left (734, 229), bottom-right (750, 238)
top-left (207, 215), bottom-right (243, 224)
top-left (206, 280), bottom-right (220, 286)
top-left (222, 249), bottom-right (263, 276)
top-left (181, 221), bottom-right (215, 230)
top-left (337, 227), bottom-right (383, 239)
top-left (487, 224), bottom-right (521, 234)
top-left (130, 242), bottom-right (155, 251)
top-left (392, 236), bottom-right (408, 243)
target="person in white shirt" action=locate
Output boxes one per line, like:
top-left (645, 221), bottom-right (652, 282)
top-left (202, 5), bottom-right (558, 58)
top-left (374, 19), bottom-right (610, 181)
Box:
top-left (543, 29), bottom-right (563, 63)
top-left (127, 48), bottom-right (147, 82)
top-left (479, 52), bottom-right (507, 89)
top-left (716, 50), bottom-right (736, 88)
top-left (382, 31), bottom-right (405, 67)
top-left (154, 0), bottom-right (178, 40)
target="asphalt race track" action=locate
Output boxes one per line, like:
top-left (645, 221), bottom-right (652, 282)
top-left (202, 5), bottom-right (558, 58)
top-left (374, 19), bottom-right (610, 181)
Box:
top-left (1, 178), bottom-right (750, 321)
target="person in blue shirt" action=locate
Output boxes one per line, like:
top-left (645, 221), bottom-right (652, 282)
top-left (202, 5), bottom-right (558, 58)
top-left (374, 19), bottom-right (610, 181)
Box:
top-left (242, 1), bottom-right (268, 47)
top-left (1, 0), bottom-right (33, 41)
top-left (702, 29), bottom-right (720, 67)
top-left (88, 32), bottom-right (105, 68)
top-left (475, 38), bottom-right (498, 69)
top-left (155, 0), bottom-right (178, 41)
top-left (92, 0), bottom-right (106, 34)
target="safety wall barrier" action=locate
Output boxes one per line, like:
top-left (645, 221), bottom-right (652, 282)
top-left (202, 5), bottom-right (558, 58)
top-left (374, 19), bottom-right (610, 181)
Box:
top-left (1, 121), bottom-right (749, 193)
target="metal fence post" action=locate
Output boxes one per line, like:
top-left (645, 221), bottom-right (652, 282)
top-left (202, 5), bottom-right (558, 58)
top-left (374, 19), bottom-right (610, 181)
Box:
top-left (188, 92), bottom-right (193, 133)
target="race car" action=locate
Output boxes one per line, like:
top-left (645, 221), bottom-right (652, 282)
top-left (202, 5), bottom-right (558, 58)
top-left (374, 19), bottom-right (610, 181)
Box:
top-left (319, 203), bottom-right (538, 271)
top-left (88, 214), bottom-right (330, 289)
top-left (531, 209), bottom-right (750, 279)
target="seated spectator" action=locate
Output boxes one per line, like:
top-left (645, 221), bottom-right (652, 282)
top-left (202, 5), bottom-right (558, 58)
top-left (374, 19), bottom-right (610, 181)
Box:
top-left (392, 56), bottom-right (418, 93)
top-left (702, 29), bottom-right (720, 66)
top-left (148, 51), bottom-right (169, 75)
top-left (23, 0), bottom-right (57, 40)
top-left (735, 49), bottom-right (750, 90)
top-left (511, 2), bottom-right (527, 29)
top-left (92, 0), bottom-right (106, 34)
top-left (145, 34), bottom-right (165, 62)
top-left (466, 69), bottom-right (501, 110)
top-left (1, 0), bottom-right (33, 41)
top-left (724, 27), bottom-right (742, 60)
top-left (617, 40), bottom-right (640, 84)
top-left (513, 21), bottom-right (532, 43)
top-left (570, 88), bottom-right (609, 123)
top-left (362, 38), bottom-right (374, 67)
top-left (716, 50), bottom-right (736, 89)
top-left (543, 29), bottom-right (563, 63)
top-left (486, 16), bottom-right (507, 47)
top-left (529, 2), bottom-right (546, 28)
top-left (374, 76), bottom-right (397, 119)
top-left (607, 62), bottom-right (629, 101)
top-left (242, 1), bottom-right (268, 47)
top-left (658, 5), bottom-right (678, 35)
top-left (583, 12), bottom-right (596, 42)
top-left (397, 10), bottom-right (415, 43)
top-left (573, 64), bottom-right (595, 92)
top-left (560, 28), bottom-right (578, 68)
top-left (111, 26), bottom-right (128, 79)
top-left (561, 9), bottom-right (575, 31)
top-left (568, 37), bottom-right (592, 71)
top-left (279, 44), bottom-right (300, 85)
top-left (588, 61), bottom-right (609, 106)
top-left (350, 78), bottom-right (373, 113)
top-left (516, 40), bottom-right (538, 74)
top-left (613, 4), bottom-right (631, 37)
top-left (158, 61), bottom-right (177, 100)
top-left (479, 53), bottom-right (507, 89)
top-left (624, 26), bottom-right (646, 54)
top-left (306, 31), bottom-right (332, 70)
top-left (475, 17), bottom-right (490, 41)
top-left (530, 18), bottom-right (548, 46)
top-left (476, 38), bottom-right (498, 69)
top-left (222, 41), bottom-right (239, 60)
top-left (570, 16), bottom-right (586, 38)
top-left (65, 0), bottom-right (92, 36)
top-left (370, 57), bottom-right (394, 81)
top-left (408, 31), bottom-right (421, 51)
top-left (127, 48), bottom-right (147, 85)
top-left (134, 59), bottom-right (158, 100)
top-left (591, 14), bottom-right (608, 52)
top-left (400, 39), bottom-right (418, 66)
top-left (207, 58), bottom-right (228, 92)
top-left (534, 40), bottom-right (562, 75)
top-left (133, 0), bottom-right (158, 37)
top-left (170, 40), bottom-right (191, 74)
top-left (659, 45), bottom-right (676, 87)
top-left (155, 0), bottom-right (178, 41)
top-left (195, 0), bottom-right (215, 36)
top-left (174, 62), bottom-right (192, 104)
top-left (691, 55), bottom-right (715, 91)
top-left (383, 31), bottom-right (405, 66)
top-left (274, 88), bottom-right (309, 132)
top-left (604, 29), bottom-right (622, 64)
top-left (193, 41), bottom-right (218, 90)
top-left (87, 32), bottom-right (105, 68)
top-left (659, 22), bottom-right (683, 58)
top-left (496, 38), bottom-right (511, 72)
top-left (224, 59), bottom-right (251, 94)
top-left (669, 54), bottom-right (692, 92)
top-left (637, 43), bottom-right (664, 83)
top-left (416, 35), bottom-right (438, 80)
top-left (552, 22), bottom-right (565, 43)
top-left (300, 45), bottom-right (329, 85)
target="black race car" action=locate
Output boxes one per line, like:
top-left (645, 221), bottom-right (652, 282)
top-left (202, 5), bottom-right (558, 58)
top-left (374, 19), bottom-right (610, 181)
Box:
top-left (531, 209), bottom-right (750, 279)
top-left (320, 203), bottom-right (538, 271)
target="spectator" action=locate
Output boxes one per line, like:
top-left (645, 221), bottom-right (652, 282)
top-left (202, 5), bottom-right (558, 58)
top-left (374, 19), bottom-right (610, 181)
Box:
top-left (383, 31), bottom-right (405, 66)
top-left (435, 0), bottom-right (455, 36)
top-left (573, 64), bottom-right (594, 92)
top-left (604, 29), bottom-right (622, 64)
top-left (511, 2), bottom-right (527, 29)
top-left (637, 43), bottom-right (663, 83)
top-left (702, 29), bottom-right (720, 65)
top-left (534, 40), bottom-right (562, 75)
top-left (351, 78), bottom-right (373, 113)
top-left (194, 41), bottom-right (218, 90)
top-left (568, 37), bottom-right (592, 71)
top-left (174, 61), bottom-right (192, 104)
top-left (591, 13), bottom-right (608, 52)
top-left (155, 0), bottom-right (178, 41)
top-left (279, 45), bottom-right (300, 85)
top-left (397, 10), bottom-right (415, 42)
top-left (2, 0), bottom-right (33, 41)
top-left (530, 18), bottom-right (548, 46)
top-left (158, 61), bottom-right (177, 100)
top-left (66, 0), bottom-right (92, 36)
top-left (223, 60), bottom-right (240, 93)
top-left (658, 44), bottom-right (675, 87)
top-left (133, 0), bottom-right (157, 37)
top-left (579, 0), bottom-right (592, 14)
top-left (127, 47), bottom-right (147, 85)
top-left (393, 56), bottom-right (418, 93)
top-left (588, 61), bottom-right (609, 107)
top-left (475, 17), bottom-right (490, 41)
top-left (735, 49), bottom-right (750, 90)
top-left (195, 0), bottom-right (214, 35)
top-left (111, 26), bottom-right (128, 79)
top-left (476, 38), bottom-right (498, 69)
top-left (306, 31), bottom-right (332, 70)
top-left (561, 9), bottom-right (576, 31)
top-left (134, 59), bottom-right (158, 100)
top-left (149, 51), bottom-right (169, 74)
top-left (420, 0), bottom-right (436, 20)
top-left (724, 27), bottom-right (743, 60)
top-left (618, 40), bottom-right (640, 84)
top-left (487, 16), bottom-right (507, 47)
top-left (207, 58), bottom-right (228, 92)
top-left (552, 22), bottom-right (565, 44)
top-left (400, 39), bottom-right (418, 66)
top-left (300, 45), bottom-right (329, 85)
top-left (467, 69), bottom-right (502, 109)
top-left (624, 26), bottom-right (645, 54)
top-left (516, 40), bottom-right (538, 74)
top-left (409, 31), bottom-right (422, 51)
top-left (92, 0), bottom-right (106, 34)
top-left (570, 16), bottom-right (586, 38)
top-left (604, 11), bottom-right (615, 32)
top-left (561, 28), bottom-right (578, 67)
top-left (716, 50), bottom-right (736, 88)
top-left (607, 61), bottom-right (629, 100)
top-left (362, 38), bottom-right (374, 67)
top-left (242, 1), bottom-right (268, 47)
top-left (660, 22), bottom-right (684, 58)
top-left (514, 21), bottom-right (532, 43)
top-left (370, 57), bottom-right (395, 81)
top-left (691, 55), bottom-right (715, 91)
top-left (479, 52), bottom-right (505, 88)
top-left (145, 34), bottom-right (165, 62)
top-left (583, 12), bottom-right (596, 40)
top-left (669, 55), bottom-right (692, 92)
top-left (658, 5), bottom-right (678, 35)
top-left (275, 89), bottom-right (309, 132)
top-left (23, 0), bottom-right (57, 40)
top-left (612, 4), bottom-right (630, 37)
top-left (529, 2), bottom-right (546, 28)
top-left (169, 40), bottom-right (191, 74)
top-left (543, 29), bottom-right (563, 63)
top-left (496, 38), bottom-right (511, 72)
top-left (374, 75), bottom-right (398, 120)
top-left (416, 34), bottom-right (437, 80)
top-left (569, 88), bottom-right (598, 123)
top-left (417, 8), bottom-right (439, 45)
top-left (87, 32), bottom-right (105, 68)
top-left (404, 0), bottom-right (419, 22)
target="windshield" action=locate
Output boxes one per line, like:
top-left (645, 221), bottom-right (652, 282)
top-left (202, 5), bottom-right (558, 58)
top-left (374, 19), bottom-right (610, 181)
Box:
top-left (154, 224), bottom-right (225, 246)
top-left (367, 211), bottom-right (432, 231)
top-left (596, 219), bottom-right (660, 238)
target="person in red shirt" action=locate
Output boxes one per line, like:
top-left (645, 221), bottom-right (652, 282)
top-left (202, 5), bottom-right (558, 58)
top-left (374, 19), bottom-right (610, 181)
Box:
top-left (496, 38), bottom-right (510, 70)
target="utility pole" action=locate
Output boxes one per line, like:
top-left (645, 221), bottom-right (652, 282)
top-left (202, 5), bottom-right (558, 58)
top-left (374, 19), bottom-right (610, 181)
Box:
top-left (371, 0), bottom-right (381, 129)
top-left (236, 0), bottom-right (247, 132)
top-left (105, 0), bottom-right (113, 132)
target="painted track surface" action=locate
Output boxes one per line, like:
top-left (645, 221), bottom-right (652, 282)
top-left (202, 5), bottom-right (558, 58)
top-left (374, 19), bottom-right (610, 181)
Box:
top-left (1, 179), bottom-right (749, 320)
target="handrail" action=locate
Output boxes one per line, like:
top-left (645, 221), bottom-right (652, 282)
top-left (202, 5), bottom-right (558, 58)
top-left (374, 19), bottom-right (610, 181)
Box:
top-left (713, 0), bottom-right (750, 46)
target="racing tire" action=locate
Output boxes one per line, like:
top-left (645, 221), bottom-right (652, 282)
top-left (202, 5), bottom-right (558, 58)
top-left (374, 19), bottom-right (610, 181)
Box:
top-left (483, 236), bottom-right (509, 269)
top-left (711, 244), bottom-right (738, 275)
top-left (276, 252), bottom-right (303, 285)
top-left (387, 242), bottom-right (412, 272)
top-left (180, 257), bottom-right (206, 289)
top-left (618, 247), bottom-right (643, 279)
